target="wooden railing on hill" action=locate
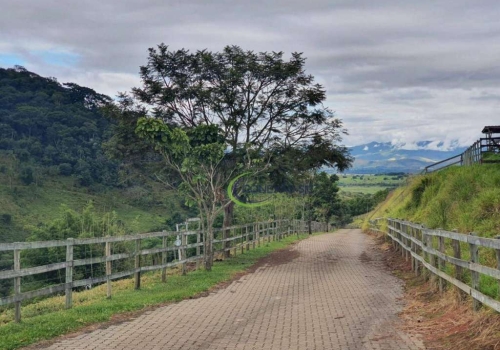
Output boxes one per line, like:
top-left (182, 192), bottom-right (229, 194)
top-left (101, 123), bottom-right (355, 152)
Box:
top-left (370, 218), bottom-right (500, 312)
top-left (0, 219), bottom-right (326, 322)
top-left (424, 137), bottom-right (500, 173)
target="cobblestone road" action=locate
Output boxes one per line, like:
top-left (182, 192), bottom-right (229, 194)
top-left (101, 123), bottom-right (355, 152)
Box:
top-left (43, 229), bottom-right (424, 350)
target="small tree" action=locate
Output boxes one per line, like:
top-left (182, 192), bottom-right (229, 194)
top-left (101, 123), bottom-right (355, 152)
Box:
top-left (312, 172), bottom-right (340, 231)
top-left (135, 118), bottom-right (244, 270)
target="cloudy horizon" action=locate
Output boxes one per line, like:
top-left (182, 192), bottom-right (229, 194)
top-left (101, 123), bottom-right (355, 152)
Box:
top-left (1, 0), bottom-right (499, 148)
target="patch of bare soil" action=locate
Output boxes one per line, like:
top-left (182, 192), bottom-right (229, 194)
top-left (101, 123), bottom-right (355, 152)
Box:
top-left (23, 242), bottom-right (301, 350)
top-left (246, 245), bottom-right (300, 273)
top-left (368, 230), bottom-right (500, 350)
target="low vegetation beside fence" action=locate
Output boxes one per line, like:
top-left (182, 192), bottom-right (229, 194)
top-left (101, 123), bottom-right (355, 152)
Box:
top-left (370, 218), bottom-right (500, 313)
top-left (0, 220), bottom-right (326, 324)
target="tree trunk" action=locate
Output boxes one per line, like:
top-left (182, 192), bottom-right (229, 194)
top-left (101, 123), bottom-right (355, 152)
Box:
top-left (222, 201), bottom-right (234, 258)
top-left (204, 227), bottom-right (214, 271)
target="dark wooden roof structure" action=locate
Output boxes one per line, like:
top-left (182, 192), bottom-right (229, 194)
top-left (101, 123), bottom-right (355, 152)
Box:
top-left (482, 125), bottom-right (500, 153)
top-left (481, 125), bottom-right (500, 134)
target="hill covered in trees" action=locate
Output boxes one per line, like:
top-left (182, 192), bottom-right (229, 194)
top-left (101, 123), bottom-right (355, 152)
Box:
top-left (0, 66), bottom-right (195, 244)
top-left (0, 66), bottom-right (118, 186)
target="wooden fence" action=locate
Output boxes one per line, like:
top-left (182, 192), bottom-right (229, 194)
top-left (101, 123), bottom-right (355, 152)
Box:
top-left (369, 218), bottom-right (500, 312)
top-left (0, 219), bottom-right (327, 322)
top-left (424, 137), bottom-right (500, 173)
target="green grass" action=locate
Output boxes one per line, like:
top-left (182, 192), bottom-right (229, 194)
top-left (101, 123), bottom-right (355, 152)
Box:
top-left (365, 164), bottom-right (500, 236)
top-left (483, 152), bottom-right (500, 161)
top-left (0, 161), bottom-right (188, 243)
top-left (364, 164), bottom-right (500, 301)
top-left (338, 174), bottom-right (405, 186)
top-left (339, 185), bottom-right (389, 194)
top-left (337, 174), bottom-right (405, 195)
top-left (0, 233), bottom-right (312, 350)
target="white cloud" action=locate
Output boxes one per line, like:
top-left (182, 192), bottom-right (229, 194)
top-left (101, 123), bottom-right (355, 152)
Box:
top-left (0, 0), bottom-right (499, 147)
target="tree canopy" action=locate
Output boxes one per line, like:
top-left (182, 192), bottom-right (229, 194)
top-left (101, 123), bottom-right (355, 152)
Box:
top-left (131, 45), bottom-right (352, 171)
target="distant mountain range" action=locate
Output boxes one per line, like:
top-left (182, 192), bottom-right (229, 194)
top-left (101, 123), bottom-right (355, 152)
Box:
top-left (341, 141), bottom-right (468, 174)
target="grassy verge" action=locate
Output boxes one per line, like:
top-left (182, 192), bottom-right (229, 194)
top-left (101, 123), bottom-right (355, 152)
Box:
top-left (372, 230), bottom-right (500, 350)
top-left (363, 164), bottom-right (500, 301)
top-left (0, 233), bottom-right (312, 350)
top-left (363, 164), bottom-right (500, 235)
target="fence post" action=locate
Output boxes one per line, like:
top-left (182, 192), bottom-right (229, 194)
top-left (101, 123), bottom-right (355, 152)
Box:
top-left (417, 225), bottom-right (422, 276)
top-left (266, 222), bottom-right (271, 243)
top-left (451, 236), bottom-right (465, 300)
top-left (246, 225), bottom-right (250, 251)
top-left (409, 225), bottom-right (415, 271)
top-left (253, 224), bottom-right (257, 249)
top-left (14, 248), bottom-right (21, 323)
top-left (469, 232), bottom-right (481, 311)
top-left (162, 235), bottom-right (168, 281)
top-left (402, 222), bottom-right (406, 255)
top-left (258, 223), bottom-right (261, 247)
top-left (135, 239), bottom-right (141, 290)
top-left (390, 219), bottom-right (396, 251)
top-left (105, 240), bottom-right (112, 298)
top-left (414, 225), bottom-right (421, 276)
top-left (241, 227), bottom-right (245, 254)
top-left (181, 233), bottom-right (187, 275)
top-left (422, 227), bottom-right (430, 281)
top-left (196, 232), bottom-right (201, 270)
top-left (428, 234), bottom-right (437, 287)
top-left (231, 228), bottom-right (236, 256)
top-left (65, 238), bottom-right (74, 309)
top-left (437, 235), bottom-right (446, 293)
top-left (495, 236), bottom-right (500, 300)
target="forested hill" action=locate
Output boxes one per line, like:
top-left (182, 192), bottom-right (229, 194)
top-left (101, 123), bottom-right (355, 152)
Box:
top-left (0, 67), bottom-right (193, 245)
top-left (0, 66), bottom-right (118, 186)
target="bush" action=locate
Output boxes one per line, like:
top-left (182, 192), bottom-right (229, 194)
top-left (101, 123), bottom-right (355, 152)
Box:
top-left (15, 149), bottom-right (30, 162)
top-left (19, 166), bottom-right (34, 185)
top-left (58, 163), bottom-right (73, 176)
top-left (1, 214), bottom-right (12, 224)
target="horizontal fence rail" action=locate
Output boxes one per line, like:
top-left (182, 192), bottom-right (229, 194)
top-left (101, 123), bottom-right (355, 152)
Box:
top-left (424, 137), bottom-right (500, 173)
top-left (369, 218), bottom-right (500, 313)
top-left (0, 219), bottom-right (327, 322)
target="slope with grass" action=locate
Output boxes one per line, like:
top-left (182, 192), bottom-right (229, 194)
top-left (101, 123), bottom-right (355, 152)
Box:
top-left (363, 164), bottom-right (500, 237)
top-left (363, 165), bottom-right (500, 349)
top-left (0, 158), bottom-right (189, 243)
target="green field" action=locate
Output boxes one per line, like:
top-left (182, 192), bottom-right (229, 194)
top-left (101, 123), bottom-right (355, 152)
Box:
top-left (339, 185), bottom-right (390, 194)
top-left (337, 174), bottom-right (407, 194)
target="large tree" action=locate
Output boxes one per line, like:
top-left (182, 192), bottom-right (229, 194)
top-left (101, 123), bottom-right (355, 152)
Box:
top-left (129, 44), bottom-right (352, 225)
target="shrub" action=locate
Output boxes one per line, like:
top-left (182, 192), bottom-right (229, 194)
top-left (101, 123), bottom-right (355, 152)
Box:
top-left (58, 163), bottom-right (73, 176)
top-left (1, 214), bottom-right (12, 224)
top-left (19, 166), bottom-right (34, 185)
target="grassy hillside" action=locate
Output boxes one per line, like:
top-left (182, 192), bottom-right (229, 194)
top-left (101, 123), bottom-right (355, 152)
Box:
top-left (363, 164), bottom-right (500, 237)
top-left (0, 152), bottom-right (192, 243)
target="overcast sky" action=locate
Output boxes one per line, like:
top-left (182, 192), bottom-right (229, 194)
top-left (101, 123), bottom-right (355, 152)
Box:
top-left (1, 0), bottom-right (499, 148)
